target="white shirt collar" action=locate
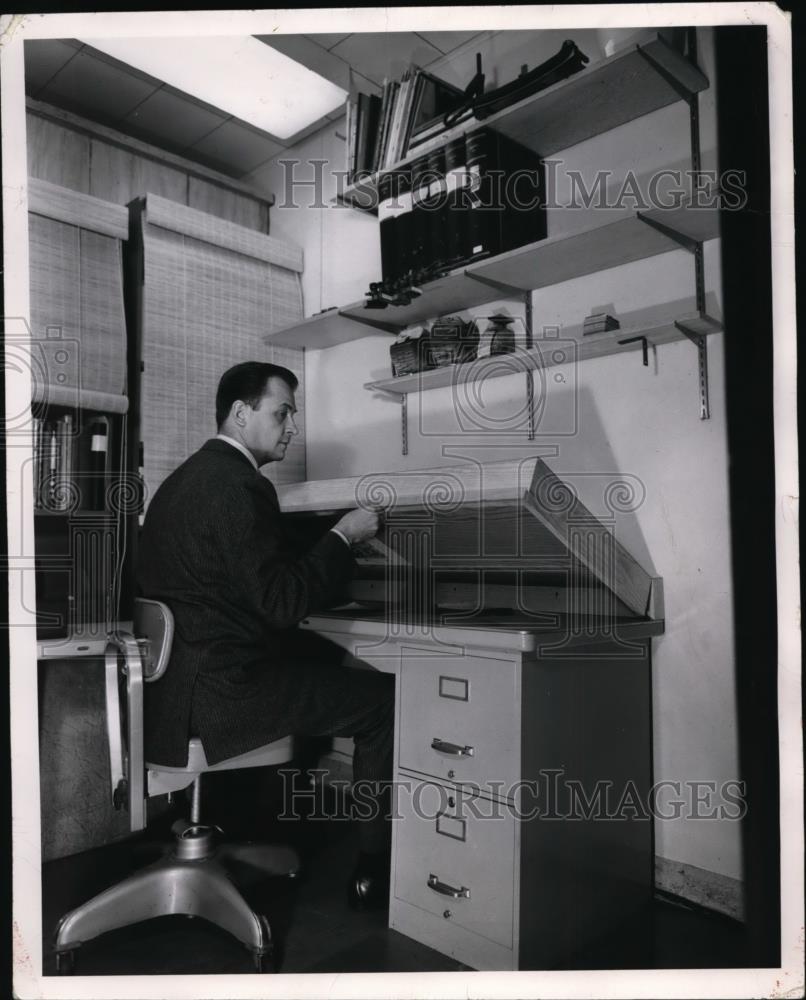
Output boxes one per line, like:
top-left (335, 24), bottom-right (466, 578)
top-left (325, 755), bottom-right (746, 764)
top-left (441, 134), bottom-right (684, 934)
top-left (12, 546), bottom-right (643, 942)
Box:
top-left (216, 434), bottom-right (259, 470)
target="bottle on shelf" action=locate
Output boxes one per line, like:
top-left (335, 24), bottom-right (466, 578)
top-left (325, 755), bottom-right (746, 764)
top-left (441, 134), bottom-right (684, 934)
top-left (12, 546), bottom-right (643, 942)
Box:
top-left (87, 415), bottom-right (109, 512)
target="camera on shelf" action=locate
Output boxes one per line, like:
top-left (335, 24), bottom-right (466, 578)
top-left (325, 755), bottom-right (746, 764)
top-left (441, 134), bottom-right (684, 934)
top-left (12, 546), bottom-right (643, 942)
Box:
top-left (364, 262), bottom-right (449, 310)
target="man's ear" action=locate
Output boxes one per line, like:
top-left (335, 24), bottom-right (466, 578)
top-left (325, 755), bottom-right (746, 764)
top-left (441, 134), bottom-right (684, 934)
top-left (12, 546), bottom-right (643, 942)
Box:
top-left (232, 400), bottom-right (248, 427)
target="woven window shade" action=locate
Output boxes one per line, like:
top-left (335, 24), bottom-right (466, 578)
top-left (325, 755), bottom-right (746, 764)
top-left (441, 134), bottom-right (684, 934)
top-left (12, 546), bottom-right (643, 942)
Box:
top-left (27, 179), bottom-right (129, 414)
top-left (139, 194), bottom-right (305, 507)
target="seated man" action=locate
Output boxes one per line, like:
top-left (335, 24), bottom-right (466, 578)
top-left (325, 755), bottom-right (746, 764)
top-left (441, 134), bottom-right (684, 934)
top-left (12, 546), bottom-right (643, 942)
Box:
top-left (136, 361), bottom-right (393, 909)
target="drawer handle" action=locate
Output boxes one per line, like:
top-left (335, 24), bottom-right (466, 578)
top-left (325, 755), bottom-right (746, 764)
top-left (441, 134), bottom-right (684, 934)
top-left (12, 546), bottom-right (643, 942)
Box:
top-left (431, 738), bottom-right (474, 757)
top-left (428, 874), bottom-right (470, 899)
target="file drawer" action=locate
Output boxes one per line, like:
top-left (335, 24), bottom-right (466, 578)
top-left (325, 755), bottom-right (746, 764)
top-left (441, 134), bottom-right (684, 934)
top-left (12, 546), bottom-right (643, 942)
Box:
top-left (398, 652), bottom-right (520, 792)
top-left (392, 774), bottom-right (517, 949)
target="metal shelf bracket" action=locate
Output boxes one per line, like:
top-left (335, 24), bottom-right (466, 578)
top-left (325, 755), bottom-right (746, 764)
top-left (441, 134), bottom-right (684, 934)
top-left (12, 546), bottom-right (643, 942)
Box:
top-left (618, 335), bottom-right (650, 366)
top-left (368, 384), bottom-right (409, 454)
top-left (675, 319), bottom-right (711, 420)
top-left (635, 211), bottom-right (701, 254)
top-left (524, 291), bottom-right (536, 440)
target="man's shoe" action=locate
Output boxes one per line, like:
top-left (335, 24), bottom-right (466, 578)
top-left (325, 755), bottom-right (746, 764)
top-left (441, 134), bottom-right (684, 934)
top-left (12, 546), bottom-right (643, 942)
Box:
top-left (347, 851), bottom-right (391, 912)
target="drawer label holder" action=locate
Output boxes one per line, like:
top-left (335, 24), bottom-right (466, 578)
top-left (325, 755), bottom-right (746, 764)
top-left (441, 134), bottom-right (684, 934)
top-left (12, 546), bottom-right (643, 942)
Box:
top-left (438, 675), bottom-right (469, 701)
top-left (435, 811), bottom-right (467, 842)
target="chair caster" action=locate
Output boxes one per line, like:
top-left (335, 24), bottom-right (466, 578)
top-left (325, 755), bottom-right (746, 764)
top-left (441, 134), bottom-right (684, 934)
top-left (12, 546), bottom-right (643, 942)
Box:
top-left (55, 949), bottom-right (76, 975)
top-left (252, 947), bottom-right (275, 973)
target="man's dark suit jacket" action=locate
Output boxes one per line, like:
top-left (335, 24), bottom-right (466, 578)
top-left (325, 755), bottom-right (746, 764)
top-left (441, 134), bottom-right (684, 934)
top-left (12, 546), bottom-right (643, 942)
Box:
top-left (136, 438), bottom-right (354, 767)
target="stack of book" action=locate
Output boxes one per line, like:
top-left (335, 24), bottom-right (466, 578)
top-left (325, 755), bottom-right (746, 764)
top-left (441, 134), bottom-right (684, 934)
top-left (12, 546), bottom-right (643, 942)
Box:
top-left (582, 313), bottom-right (621, 336)
top-left (346, 67), bottom-right (466, 182)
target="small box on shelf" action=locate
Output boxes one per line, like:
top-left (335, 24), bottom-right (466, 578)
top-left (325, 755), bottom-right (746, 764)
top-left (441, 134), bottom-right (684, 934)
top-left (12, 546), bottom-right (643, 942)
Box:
top-left (582, 312), bottom-right (621, 336)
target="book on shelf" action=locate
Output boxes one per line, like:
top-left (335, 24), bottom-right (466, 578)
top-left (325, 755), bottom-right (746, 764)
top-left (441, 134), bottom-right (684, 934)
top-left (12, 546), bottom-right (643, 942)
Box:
top-left (345, 66), bottom-right (466, 185)
top-left (405, 70), bottom-right (467, 154)
top-left (582, 313), bottom-right (621, 335)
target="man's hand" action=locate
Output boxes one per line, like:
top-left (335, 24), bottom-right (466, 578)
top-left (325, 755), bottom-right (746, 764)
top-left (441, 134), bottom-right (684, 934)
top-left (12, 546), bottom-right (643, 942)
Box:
top-left (334, 508), bottom-right (381, 545)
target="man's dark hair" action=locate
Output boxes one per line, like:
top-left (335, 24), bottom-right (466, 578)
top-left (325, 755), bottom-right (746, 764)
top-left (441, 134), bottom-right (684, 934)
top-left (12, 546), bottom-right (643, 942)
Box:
top-left (215, 362), bottom-right (298, 429)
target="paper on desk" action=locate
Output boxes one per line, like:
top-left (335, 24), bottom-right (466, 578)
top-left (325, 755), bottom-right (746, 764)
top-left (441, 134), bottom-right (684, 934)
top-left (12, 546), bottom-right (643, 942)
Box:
top-left (351, 535), bottom-right (409, 566)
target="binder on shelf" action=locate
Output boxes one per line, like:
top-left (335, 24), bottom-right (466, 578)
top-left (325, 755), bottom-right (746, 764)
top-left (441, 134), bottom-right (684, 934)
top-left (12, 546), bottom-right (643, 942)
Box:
top-left (462, 127), bottom-right (547, 267)
top-left (443, 136), bottom-right (469, 270)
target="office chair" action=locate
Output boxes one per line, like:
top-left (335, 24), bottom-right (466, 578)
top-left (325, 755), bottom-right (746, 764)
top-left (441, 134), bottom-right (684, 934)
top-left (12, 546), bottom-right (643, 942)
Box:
top-left (54, 598), bottom-right (300, 973)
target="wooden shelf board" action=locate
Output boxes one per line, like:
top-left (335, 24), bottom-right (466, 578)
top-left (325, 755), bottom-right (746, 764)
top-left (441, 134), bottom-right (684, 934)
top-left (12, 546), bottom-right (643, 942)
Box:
top-left (486, 37), bottom-right (708, 158)
top-left (337, 35), bottom-right (708, 214)
top-left (466, 204), bottom-right (720, 292)
top-left (262, 309), bottom-right (394, 349)
top-left (262, 202), bottom-right (719, 350)
top-left (364, 314), bottom-right (723, 395)
top-left (339, 269), bottom-right (500, 333)
top-left (640, 201), bottom-right (722, 244)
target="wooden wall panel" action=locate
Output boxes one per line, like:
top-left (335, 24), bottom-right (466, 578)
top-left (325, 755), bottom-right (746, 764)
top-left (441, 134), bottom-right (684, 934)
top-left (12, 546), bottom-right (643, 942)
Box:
top-left (26, 115), bottom-right (90, 193)
top-left (188, 175), bottom-right (269, 233)
top-left (25, 107), bottom-right (273, 232)
top-left (88, 140), bottom-right (188, 207)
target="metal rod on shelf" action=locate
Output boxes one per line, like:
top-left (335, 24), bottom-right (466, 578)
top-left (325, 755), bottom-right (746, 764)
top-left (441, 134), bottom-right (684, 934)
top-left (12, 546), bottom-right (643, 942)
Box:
top-left (401, 395), bottom-right (408, 456)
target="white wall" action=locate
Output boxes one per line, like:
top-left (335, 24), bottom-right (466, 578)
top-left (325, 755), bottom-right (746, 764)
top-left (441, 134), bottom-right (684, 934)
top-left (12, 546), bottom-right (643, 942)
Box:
top-left (248, 28), bottom-right (741, 882)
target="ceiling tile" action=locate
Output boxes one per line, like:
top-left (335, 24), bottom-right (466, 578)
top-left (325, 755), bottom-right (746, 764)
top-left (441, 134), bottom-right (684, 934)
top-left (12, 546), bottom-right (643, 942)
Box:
top-left (122, 87), bottom-right (228, 150)
top-left (304, 33), bottom-right (352, 50)
top-left (329, 32), bottom-right (442, 85)
top-left (415, 31), bottom-right (484, 55)
top-left (38, 49), bottom-right (159, 123)
top-left (24, 39), bottom-right (81, 95)
top-left (258, 34), bottom-right (366, 96)
top-left (189, 119), bottom-right (285, 176)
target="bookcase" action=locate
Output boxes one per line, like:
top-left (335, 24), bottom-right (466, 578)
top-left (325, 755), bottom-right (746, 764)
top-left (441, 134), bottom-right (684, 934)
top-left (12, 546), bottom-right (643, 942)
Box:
top-left (261, 31), bottom-right (721, 433)
top-left (28, 178), bottom-right (137, 653)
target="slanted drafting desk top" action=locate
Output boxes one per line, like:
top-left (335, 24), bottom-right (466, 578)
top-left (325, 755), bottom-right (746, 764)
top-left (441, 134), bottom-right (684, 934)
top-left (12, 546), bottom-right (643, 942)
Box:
top-left (281, 456), bottom-right (663, 970)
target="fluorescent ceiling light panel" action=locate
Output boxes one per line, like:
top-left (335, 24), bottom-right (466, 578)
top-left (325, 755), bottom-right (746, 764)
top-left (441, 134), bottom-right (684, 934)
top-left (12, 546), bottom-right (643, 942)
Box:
top-left (83, 36), bottom-right (346, 139)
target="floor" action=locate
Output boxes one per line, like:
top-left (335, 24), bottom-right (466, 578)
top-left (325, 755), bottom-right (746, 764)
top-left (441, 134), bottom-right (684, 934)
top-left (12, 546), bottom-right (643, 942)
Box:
top-left (41, 766), bottom-right (750, 977)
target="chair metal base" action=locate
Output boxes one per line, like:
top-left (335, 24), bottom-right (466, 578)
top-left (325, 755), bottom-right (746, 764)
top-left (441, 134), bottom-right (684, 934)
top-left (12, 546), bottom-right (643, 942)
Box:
top-left (54, 822), bottom-right (300, 972)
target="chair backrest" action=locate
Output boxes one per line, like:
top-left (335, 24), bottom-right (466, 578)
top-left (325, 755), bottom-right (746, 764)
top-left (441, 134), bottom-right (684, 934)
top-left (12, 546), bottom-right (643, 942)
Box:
top-left (133, 598), bottom-right (174, 681)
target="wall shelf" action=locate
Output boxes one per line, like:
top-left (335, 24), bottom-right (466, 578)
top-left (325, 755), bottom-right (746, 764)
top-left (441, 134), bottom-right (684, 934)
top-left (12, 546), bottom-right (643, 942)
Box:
top-left (261, 202), bottom-right (720, 351)
top-left (261, 27), bottom-right (719, 433)
top-left (364, 313), bottom-right (723, 395)
top-left (337, 34), bottom-right (709, 214)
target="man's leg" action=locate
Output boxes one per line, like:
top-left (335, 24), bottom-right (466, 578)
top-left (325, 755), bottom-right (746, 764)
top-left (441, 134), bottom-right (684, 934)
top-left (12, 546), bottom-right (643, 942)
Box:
top-left (289, 664), bottom-right (395, 855)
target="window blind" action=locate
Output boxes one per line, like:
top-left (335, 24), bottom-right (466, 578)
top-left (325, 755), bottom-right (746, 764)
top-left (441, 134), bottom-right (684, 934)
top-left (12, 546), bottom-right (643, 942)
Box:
top-left (138, 194), bottom-right (305, 507)
top-left (27, 178), bottom-right (129, 414)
